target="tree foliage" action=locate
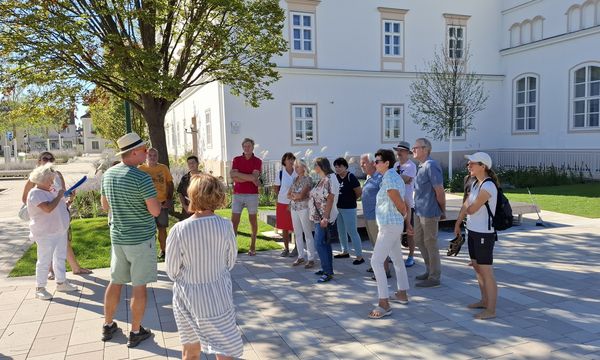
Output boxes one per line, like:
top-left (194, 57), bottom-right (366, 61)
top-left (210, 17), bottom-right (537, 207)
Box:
top-left (409, 45), bottom-right (488, 141)
top-left (86, 87), bottom-right (148, 147)
top-left (0, 0), bottom-right (287, 165)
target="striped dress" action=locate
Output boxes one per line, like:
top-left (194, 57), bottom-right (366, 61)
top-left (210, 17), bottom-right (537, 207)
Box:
top-left (165, 215), bottom-right (243, 357)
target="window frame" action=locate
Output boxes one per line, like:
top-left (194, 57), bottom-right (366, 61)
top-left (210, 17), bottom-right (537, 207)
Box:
top-left (447, 25), bottom-right (466, 60)
top-left (290, 11), bottom-right (315, 54)
top-left (569, 62), bottom-right (600, 132)
top-left (448, 103), bottom-right (466, 140)
top-left (291, 103), bottom-right (318, 145)
top-left (512, 74), bottom-right (540, 134)
top-left (381, 104), bottom-right (404, 143)
top-left (382, 20), bottom-right (403, 58)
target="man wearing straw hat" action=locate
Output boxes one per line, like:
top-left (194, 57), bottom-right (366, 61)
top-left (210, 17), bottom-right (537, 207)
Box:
top-left (100, 132), bottom-right (161, 348)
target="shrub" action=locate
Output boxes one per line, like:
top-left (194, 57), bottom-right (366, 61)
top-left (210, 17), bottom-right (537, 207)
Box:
top-left (70, 190), bottom-right (106, 218)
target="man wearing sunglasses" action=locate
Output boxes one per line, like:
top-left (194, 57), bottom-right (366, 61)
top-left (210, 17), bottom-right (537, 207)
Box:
top-left (412, 138), bottom-right (446, 288)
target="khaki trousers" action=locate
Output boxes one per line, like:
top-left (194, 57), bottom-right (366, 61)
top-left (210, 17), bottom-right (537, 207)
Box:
top-left (414, 215), bottom-right (441, 281)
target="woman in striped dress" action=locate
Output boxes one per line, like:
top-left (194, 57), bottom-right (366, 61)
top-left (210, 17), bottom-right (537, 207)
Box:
top-left (166, 174), bottom-right (243, 360)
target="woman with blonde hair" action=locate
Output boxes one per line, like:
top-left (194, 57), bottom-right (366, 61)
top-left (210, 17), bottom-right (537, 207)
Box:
top-left (166, 174), bottom-right (243, 360)
top-left (27, 164), bottom-right (78, 300)
top-left (287, 159), bottom-right (315, 268)
top-left (454, 152), bottom-right (499, 320)
top-left (22, 151), bottom-right (91, 278)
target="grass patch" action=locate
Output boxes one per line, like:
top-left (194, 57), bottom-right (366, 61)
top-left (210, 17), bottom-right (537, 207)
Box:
top-left (504, 183), bottom-right (600, 218)
top-left (9, 209), bottom-right (280, 277)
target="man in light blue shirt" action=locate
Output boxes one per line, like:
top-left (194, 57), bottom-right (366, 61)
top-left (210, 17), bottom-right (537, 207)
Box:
top-left (412, 138), bottom-right (446, 288)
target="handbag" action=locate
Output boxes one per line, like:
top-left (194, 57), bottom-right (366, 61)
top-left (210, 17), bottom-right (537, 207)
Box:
top-left (18, 204), bottom-right (30, 221)
top-left (312, 181), bottom-right (339, 245)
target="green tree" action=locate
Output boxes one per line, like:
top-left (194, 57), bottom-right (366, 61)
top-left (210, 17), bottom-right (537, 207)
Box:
top-left (409, 45), bottom-right (488, 179)
top-left (0, 0), bottom-right (287, 166)
top-left (87, 87), bottom-right (148, 147)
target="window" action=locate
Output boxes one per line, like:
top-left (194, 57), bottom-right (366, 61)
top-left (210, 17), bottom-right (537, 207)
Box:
top-left (205, 109), bottom-right (213, 149)
top-left (383, 20), bottom-right (402, 57)
top-left (448, 26), bottom-right (465, 59)
top-left (290, 12), bottom-right (314, 53)
top-left (378, 8), bottom-right (408, 71)
top-left (92, 141), bottom-right (99, 150)
top-left (449, 104), bottom-right (465, 139)
top-left (382, 105), bottom-right (403, 142)
top-left (514, 75), bottom-right (538, 132)
top-left (572, 65), bottom-right (600, 129)
top-left (292, 104), bottom-right (316, 144)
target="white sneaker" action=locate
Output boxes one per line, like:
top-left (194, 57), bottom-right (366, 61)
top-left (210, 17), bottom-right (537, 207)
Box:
top-left (35, 287), bottom-right (52, 300)
top-left (56, 281), bottom-right (78, 292)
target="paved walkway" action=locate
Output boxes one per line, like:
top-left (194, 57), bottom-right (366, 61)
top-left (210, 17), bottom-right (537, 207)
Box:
top-left (1, 157), bottom-right (600, 359)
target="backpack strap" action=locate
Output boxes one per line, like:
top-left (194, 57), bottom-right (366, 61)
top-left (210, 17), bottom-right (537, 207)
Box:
top-left (480, 178), bottom-right (496, 231)
top-left (279, 170), bottom-right (283, 183)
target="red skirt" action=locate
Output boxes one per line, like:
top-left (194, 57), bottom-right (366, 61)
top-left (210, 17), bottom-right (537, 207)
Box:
top-left (276, 202), bottom-right (294, 231)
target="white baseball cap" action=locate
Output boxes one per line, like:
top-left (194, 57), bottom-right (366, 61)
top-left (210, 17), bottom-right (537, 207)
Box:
top-left (465, 152), bottom-right (492, 169)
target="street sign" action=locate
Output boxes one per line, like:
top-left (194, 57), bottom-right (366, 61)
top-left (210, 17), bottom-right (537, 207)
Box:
top-left (6, 131), bottom-right (13, 141)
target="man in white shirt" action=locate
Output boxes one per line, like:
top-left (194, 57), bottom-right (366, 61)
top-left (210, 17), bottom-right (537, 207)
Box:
top-left (394, 141), bottom-right (417, 267)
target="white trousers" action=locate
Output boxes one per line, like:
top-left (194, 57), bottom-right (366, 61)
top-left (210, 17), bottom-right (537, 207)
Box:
top-left (371, 224), bottom-right (409, 299)
top-left (34, 231), bottom-right (68, 288)
top-left (290, 208), bottom-right (316, 261)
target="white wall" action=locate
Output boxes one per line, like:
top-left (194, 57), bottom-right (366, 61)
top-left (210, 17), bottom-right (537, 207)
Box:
top-left (165, 81), bottom-right (225, 172)
top-left (501, 29), bottom-right (600, 149)
top-left (222, 68), bottom-right (504, 164)
top-left (277, 0), bottom-right (502, 74)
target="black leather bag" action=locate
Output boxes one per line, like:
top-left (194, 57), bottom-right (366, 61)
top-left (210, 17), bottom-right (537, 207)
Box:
top-left (324, 220), bottom-right (338, 245)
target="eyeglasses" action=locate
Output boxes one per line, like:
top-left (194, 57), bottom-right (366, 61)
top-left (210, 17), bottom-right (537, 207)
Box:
top-left (374, 159), bottom-right (384, 164)
top-left (411, 146), bottom-right (426, 151)
top-left (41, 157), bottom-right (54, 162)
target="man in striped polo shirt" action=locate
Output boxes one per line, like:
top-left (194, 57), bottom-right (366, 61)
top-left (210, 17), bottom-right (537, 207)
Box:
top-left (100, 132), bottom-right (161, 348)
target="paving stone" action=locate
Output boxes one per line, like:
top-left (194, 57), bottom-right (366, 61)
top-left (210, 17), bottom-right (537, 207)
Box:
top-left (0, 321), bottom-right (41, 356)
top-left (65, 350), bottom-right (104, 360)
top-left (27, 352), bottom-right (67, 360)
top-left (28, 333), bottom-right (70, 358)
top-left (66, 341), bottom-right (105, 356)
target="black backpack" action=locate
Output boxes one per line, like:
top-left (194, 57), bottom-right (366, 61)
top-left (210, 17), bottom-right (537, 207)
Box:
top-left (479, 178), bottom-right (514, 231)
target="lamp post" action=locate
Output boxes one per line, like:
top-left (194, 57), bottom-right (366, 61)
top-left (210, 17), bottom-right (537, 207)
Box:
top-left (124, 101), bottom-right (132, 133)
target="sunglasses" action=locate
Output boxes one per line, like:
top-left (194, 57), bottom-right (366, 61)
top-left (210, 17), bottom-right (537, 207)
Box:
top-left (374, 159), bottom-right (384, 164)
top-left (41, 157), bottom-right (54, 162)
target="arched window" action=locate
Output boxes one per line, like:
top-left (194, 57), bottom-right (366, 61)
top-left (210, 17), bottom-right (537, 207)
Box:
top-left (514, 75), bottom-right (539, 132)
top-left (571, 64), bottom-right (600, 129)
top-left (531, 16), bottom-right (544, 41)
top-left (567, 5), bottom-right (582, 32)
top-left (510, 23), bottom-right (521, 47)
top-left (596, 1), bottom-right (600, 25)
top-left (582, 0), bottom-right (596, 28)
top-left (520, 20), bottom-right (532, 44)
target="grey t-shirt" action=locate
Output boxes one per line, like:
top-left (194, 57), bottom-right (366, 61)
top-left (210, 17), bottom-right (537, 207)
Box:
top-left (414, 157), bottom-right (444, 218)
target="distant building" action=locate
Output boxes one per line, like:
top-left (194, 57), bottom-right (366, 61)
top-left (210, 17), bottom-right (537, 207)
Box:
top-left (81, 112), bottom-right (111, 153)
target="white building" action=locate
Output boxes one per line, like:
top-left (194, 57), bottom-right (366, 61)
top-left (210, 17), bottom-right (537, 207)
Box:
top-left (165, 0), bottom-right (600, 179)
top-left (81, 112), bottom-right (111, 153)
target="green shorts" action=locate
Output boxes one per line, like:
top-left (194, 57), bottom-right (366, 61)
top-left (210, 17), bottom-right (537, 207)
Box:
top-left (110, 238), bottom-right (157, 286)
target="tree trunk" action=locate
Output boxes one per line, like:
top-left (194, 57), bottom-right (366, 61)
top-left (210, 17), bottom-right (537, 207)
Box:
top-left (142, 96), bottom-right (171, 167)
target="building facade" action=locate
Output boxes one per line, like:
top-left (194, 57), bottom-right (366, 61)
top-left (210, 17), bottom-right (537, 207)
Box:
top-left (165, 0), bottom-right (600, 179)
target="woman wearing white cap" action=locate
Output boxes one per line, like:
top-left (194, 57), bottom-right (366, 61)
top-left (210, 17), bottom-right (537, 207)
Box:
top-left (454, 152), bottom-right (498, 320)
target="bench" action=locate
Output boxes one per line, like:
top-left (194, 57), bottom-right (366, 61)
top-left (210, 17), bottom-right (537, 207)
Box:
top-left (0, 169), bottom-right (31, 179)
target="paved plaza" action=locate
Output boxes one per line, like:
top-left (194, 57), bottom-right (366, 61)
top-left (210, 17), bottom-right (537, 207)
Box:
top-left (1, 158), bottom-right (600, 359)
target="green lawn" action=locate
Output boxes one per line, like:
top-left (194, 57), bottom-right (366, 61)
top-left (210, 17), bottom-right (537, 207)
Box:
top-left (504, 183), bottom-right (600, 218)
top-left (9, 210), bottom-right (281, 277)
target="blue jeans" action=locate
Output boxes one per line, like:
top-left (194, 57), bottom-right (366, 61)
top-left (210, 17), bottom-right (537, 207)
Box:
top-left (314, 223), bottom-right (333, 276)
top-left (336, 208), bottom-right (363, 257)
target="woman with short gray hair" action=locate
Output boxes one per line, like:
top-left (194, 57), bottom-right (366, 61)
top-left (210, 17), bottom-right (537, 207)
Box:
top-left (27, 164), bottom-right (78, 300)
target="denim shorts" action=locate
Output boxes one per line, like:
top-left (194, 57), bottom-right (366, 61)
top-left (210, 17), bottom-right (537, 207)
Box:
top-left (110, 238), bottom-right (157, 286)
top-left (231, 194), bottom-right (259, 215)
